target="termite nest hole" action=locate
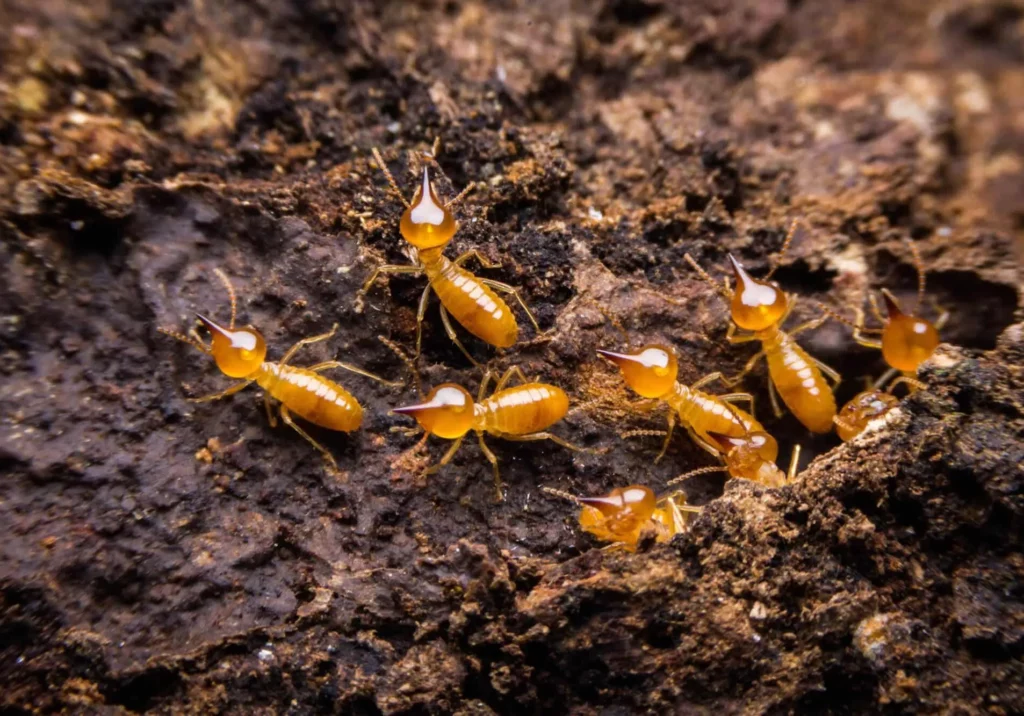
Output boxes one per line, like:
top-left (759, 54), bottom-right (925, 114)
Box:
top-left (872, 248), bottom-right (1017, 350)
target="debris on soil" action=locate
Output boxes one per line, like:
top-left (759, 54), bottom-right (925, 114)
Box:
top-left (1, 0), bottom-right (1022, 713)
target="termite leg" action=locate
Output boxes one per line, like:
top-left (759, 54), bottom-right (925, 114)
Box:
top-left (787, 444), bottom-right (801, 482)
top-left (189, 380), bottom-right (253, 403)
top-left (868, 293), bottom-right (886, 326)
top-left (493, 365), bottom-right (531, 392)
top-left (874, 367), bottom-right (899, 391)
top-left (279, 324), bottom-right (338, 368)
top-left (724, 350), bottom-right (766, 386)
top-left (787, 316), bottom-right (828, 338)
top-left (630, 398), bottom-right (663, 413)
top-left (767, 379), bottom-right (784, 418)
top-left (438, 304), bottom-right (480, 366)
top-left (685, 425), bottom-right (721, 458)
top-left (654, 412), bottom-right (677, 464)
top-left (480, 277), bottom-right (542, 334)
top-left (279, 405), bottom-right (338, 473)
top-left (454, 249), bottom-right (502, 270)
top-left (690, 371), bottom-right (728, 391)
top-left (931, 297), bottom-right (950, 331)
top-left (477, 370), bottom-right (495, 402)
top-left (720, 392), bottom-right (756, 417)
top-left (725, 322), bottom-right (760, 345)
top-left (809, 355), bottom-right (841, 389)
top-left (360, 264), bottom-right (423, 296)
top-left (845, 305), bottom-right (885, 348)
top-left (306, 360), bottom-right (402, 388)
top-left (264, 394), bottom-right (277, 427)
top-left (476, 432), bottom-right (504, 501)
top-left (424, 435), bottom-right (466, 475)
top-left (414, 284), bottom-right (431, 359)
top-left (501, 432), bottom-right (604, 455)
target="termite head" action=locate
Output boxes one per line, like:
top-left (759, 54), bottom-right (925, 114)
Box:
top-left (880, 290), bottom-right (939, 372)
top-left (597, 344), bottom-right (678, 398)
top-left (400, 166), bottom-right (457, 250)
top-left (196, 314), bottom-right (266, 378)
top-left (578, 485), bottom-right (657, 539)
top-left (707, 430), bottom-right (783, 485)
top-left (391, 383), bottom-right (475, 438)
top-left (834, 389), bottom-right (899, 441)
top-left (728, 255), bottom-right (788, 331)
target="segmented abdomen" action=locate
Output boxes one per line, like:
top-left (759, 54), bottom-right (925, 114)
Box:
top-left (257, 363), bottom-right (362, 432)
top-left (675, 386), bottom-right (764, 440)
top-left (766, 337), bottom-right (836, 433)
top-left (427, 257), bottom-right (518, 347)
top-left (478, 383), bottom-right (569, 435)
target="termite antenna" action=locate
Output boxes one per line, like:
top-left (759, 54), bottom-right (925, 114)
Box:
top-left (906, 239), bottom-right (927, 313)
top-left (684, 254), bottom-right (732, 299)
top-left (666, 465), bottom-right (728, 486)
top-left (582, 296), bottom-right (631, 345)
top-left (541, 486), bottom-right (581, 504)
top-left (419, 145), bottom-right (472, 209)
top-left (212, 268), bottom-right (237, 329)
top-left (157, 327), bottom-right (211, 354)
top-left (378, 334), bottom-right (421, 397)
top-left (764, 220), bottom-right (802, 280)
top-left (372, 147), bottom-right (410, 208)
top-left (814, 301), bottom-right (883, 334)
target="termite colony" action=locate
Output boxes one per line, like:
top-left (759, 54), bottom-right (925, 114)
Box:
top-left (159, 141), bottom-right (948, 552)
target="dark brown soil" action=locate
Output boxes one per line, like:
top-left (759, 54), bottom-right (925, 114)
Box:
top-left (1, 0), bottom-right (1023, 713)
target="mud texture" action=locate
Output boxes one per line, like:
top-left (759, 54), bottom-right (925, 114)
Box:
top-left (1, 0), bottom-right (1023, 713)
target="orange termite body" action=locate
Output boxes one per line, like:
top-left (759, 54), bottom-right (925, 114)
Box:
top-left (706, 430), bottom-right (794, 487)
top-left (160, 271), bottom-right (397, 470)
top-left (254, 357), bottom-right (362, 432)
top-left (727, 256), bottom-right (837, 433)
top-left (833, 390), bottom-right (900, 442)
top-left (832, 241), bottom-right (947, 440)
top-left (362, 149), bottom-right (539, 364)
top-left (391, 367), bottom-right (594, 500)
top-left (551, 485), bottom-right (700, 551)
top-left (597, 344), bottom-right (776, 459)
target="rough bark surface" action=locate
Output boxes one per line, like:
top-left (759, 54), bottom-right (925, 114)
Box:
top-left (1, 0), bottom-right (1022, 713)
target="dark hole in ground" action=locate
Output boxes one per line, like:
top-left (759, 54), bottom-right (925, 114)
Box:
top-left (872, 250), bottom-right (1017, 350)
top-left (104, 667), bottom-right (184, 712)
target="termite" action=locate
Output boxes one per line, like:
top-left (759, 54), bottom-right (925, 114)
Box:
top-left (159, 269), bottom-right (400, 471)
top-left (667, 432), bottom-right (801, 489)
top-left (596, 343), bottom-right (775, 461)
top-left (359, 141), bottom-right (540, 365)
top-left (390, 366), bottom-right (598, 500)
top-left (825, 240), bottom-right (948, 440)
top-left (684, 222), bottom-right (840, 433)
top-left (542, 485), bottom-right (701, 551)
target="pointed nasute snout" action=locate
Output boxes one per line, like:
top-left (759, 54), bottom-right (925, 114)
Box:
top-left (195, 313), bottom-right (230, 338)
top-left (881, 289), bottom-right (904, 319)
top-left (596, 348), bottom-right (640, 367)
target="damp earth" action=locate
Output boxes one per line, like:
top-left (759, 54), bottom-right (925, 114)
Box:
top-left (1, 1), bottom-right (1023, 713)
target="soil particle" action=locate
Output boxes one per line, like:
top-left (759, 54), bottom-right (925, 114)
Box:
top-left (1, 0), bottom-right (1023, 714)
